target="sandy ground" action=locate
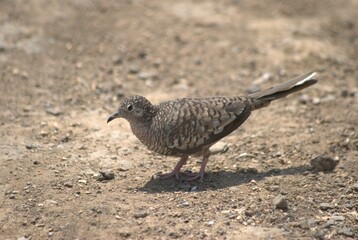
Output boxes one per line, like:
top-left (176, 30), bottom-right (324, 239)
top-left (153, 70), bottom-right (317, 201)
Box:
top-left (0, 0), bottom-right (357, 239)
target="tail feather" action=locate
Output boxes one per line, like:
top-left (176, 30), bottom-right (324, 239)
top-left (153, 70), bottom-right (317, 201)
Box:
top-left (249, 72), bottom-right (317, 110)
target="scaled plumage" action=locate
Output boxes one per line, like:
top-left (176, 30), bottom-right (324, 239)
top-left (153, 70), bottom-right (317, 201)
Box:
top-left (107, 72), bottom-right (318, 181)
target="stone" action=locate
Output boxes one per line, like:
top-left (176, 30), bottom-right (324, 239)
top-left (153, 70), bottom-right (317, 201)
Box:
top-left (338, 227), bottom-right (354, 237)
top-left (133, 210), bottom-right (148, 219)
top-left (311, 156), bottom-right (339, 172)
top-left (273, 194), bottom-right (288, 210)
top-left (64, 181), bottom-right (73, 188)
top-left (97, 170), bottom-right (115, 181)
top-left (319, 203), bottom-right (334, 210)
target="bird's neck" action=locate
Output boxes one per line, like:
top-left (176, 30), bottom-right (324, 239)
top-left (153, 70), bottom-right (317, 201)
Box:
top-left (130, 107), bottom-right (158, 148)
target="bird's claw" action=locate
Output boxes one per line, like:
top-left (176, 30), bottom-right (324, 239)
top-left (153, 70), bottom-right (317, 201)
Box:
top-left (158, 171), bottom-right (180, 181)
top-left (184, 172), bottom-right (205, 182)
top-left (158, 171), bottom-right (206, 182)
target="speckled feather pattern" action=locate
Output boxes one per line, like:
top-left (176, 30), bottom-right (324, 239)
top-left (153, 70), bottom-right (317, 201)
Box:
top-left (109, 72), bottom-right (317, 163)
top-left (142, 97), bottom-right (252, 156)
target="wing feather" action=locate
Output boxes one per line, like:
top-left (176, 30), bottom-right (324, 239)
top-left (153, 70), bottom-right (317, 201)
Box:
top-left (163, 97), bottom-right (251, 154)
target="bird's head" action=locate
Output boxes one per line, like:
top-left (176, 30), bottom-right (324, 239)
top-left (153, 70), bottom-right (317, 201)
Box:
top-left (107, 95), bottom-right (156, 124)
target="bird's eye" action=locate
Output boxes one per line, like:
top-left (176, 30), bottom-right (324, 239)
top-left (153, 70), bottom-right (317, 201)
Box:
top-left (127, 104), bottom-right (133, 111)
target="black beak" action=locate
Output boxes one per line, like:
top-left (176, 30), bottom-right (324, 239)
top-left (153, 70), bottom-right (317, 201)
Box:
top-left (107, 112), bottom-right (119, 123)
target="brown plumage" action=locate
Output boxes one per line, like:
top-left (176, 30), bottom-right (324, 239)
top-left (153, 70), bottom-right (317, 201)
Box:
top-left (107, 72), bottom-right (318, 181)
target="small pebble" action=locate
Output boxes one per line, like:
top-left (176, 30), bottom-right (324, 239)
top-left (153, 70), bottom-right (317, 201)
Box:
top-left (98, 170), bottom-right (115, 181)
top-left (299, 94), bottom-right (310, 104)
top-left (133, 210), bottom-right (148, 219)
top-left (128, 65), bottom-right (140, 74)
top-left (44, 199), bottom-right (58, 206)
top-left (209, 142), bottom-right (229, 154)
top-left (352, 182), bottom-right (358, 191)
top-left (312, 97), bottom-right (321, 105)
top-left (323, 219), bottom-right (335, 228)
top-left (26, 144), bottom-right (33, 150)
top-left (273, 194), bottom-right (288, 210)
top-left (78, 179), bottom-right (87, 184)
top-left (311, 156), bottom-right (339, 172)
top-left (330, 215), bottom-right (345, 221)
top-left (319, 203), bottom-right (334, 210)
top-left (206, 220), bottom-right (215, 226)
top-left (138, 71), bottom-right (154, 80)
top-left (338, 227), bottom-right (355, 237)
top-left (341, 89), bottom-right (349, 98)
top-left (313, 230), bottom-right (325, 240)
top-left (190, 186), bottom-right (198, 192)
top-left (113, 56), bottom-right (122, 65)
top-left (64, 181), bottom-right (73, 188)
top-left (45, 106), bottom-right (63, 116)
top-left (180, 200), bottom-right (190, 207)
top-left (8, 194), bottom-right (16, 199)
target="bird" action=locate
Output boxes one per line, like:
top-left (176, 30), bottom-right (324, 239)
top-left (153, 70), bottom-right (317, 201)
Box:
top-left (107, 72), bottom-right (317, 181)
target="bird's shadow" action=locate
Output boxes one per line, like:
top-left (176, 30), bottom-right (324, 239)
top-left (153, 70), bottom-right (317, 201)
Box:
top-left (138, 165), bottom-right (312, 193)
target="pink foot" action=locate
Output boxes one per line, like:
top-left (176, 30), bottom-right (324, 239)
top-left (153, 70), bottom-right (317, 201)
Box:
top-left (158, 170), bottom-right (198, 181)
top-left (158, 156), bottom-right (188, 181)
top-left (158, 171), bottom-right (180, 181)
top-left (184, 171), bottom-right (206, 182)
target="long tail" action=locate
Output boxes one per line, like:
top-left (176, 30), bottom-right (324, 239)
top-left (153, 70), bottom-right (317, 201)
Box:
top-left (248, 72), bottom-right (318, 110)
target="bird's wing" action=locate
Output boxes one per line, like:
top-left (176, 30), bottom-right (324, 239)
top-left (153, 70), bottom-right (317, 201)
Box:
top-left (163, 97), bottom-right (251, 154)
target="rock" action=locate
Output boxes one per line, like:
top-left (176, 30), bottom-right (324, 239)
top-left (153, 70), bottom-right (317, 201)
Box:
top-left (39, 131), bottom-right (49, 137)
top-left (190, 186), bottom-right (198, 192)
top-left (330, 215), bottom-right (345, 221)
top-left (128, 65), bottom-right (140, 74)
top-left (113, 56), bottom-right (122, 65)
top-left (78, 179), bottom-right (87, 184)
top-left (8, 194), bottom-right (16, 199)
top-left (323, 219), bottom-right (335, 228)
top-left (312, 97), bottom-right (321, 105)
top-left (44, 199), bottom-right (58, 206)
top-left (299, 94), bottom-right (310, 104)
top-left (206, 220), bottom-right (215, 226)
top-left (319, 203), bottom-right (334, 210)
top-left (138, 71), bottom-right (155, 80)
top-left (133, 210), bottom-right (148, 219)
top-left (138, 50), bottom-right (147, 59)
top-left (338, 227), bottom-right (354, 237)
top-left (45, 106), bottom-right (63, 116)
top-left (341, 89), bottom-right (349, 97)
top-left (25, 144), bottom-right (34, 149)
top-left (180, 200), bottom-right (190, 207)
top-left (352, 182), bottom-right (358, 191)
top-left (210, 141), bottom-right (229, 154)
top-left (119, 231), bottom-right (131, 238)
top-left (313, 230), bottom-right (325, 240)
top-left (64, 181), bottom-right (73, 188)
top-left (97, 170), bottom-right (115, 181)
top-left (273, 195), bottom-right (288, 210)
top-left (310, 156), bottom-right (339, 172)
top-left (118, 160), bottom-right (132, 171)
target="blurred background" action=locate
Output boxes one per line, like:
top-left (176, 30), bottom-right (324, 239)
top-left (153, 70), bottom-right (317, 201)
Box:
top-left (1, 0), bottom-right (357, 239)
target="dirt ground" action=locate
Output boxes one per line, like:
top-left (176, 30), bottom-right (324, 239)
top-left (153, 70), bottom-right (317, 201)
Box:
top-left (1, 0), bottom-right (357, 239)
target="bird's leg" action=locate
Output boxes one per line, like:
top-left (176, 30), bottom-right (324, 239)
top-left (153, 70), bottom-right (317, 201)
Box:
top-left (158, 156), bottom-right (188, 181)
top-left (185, 153), bottom-right (210, 182)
